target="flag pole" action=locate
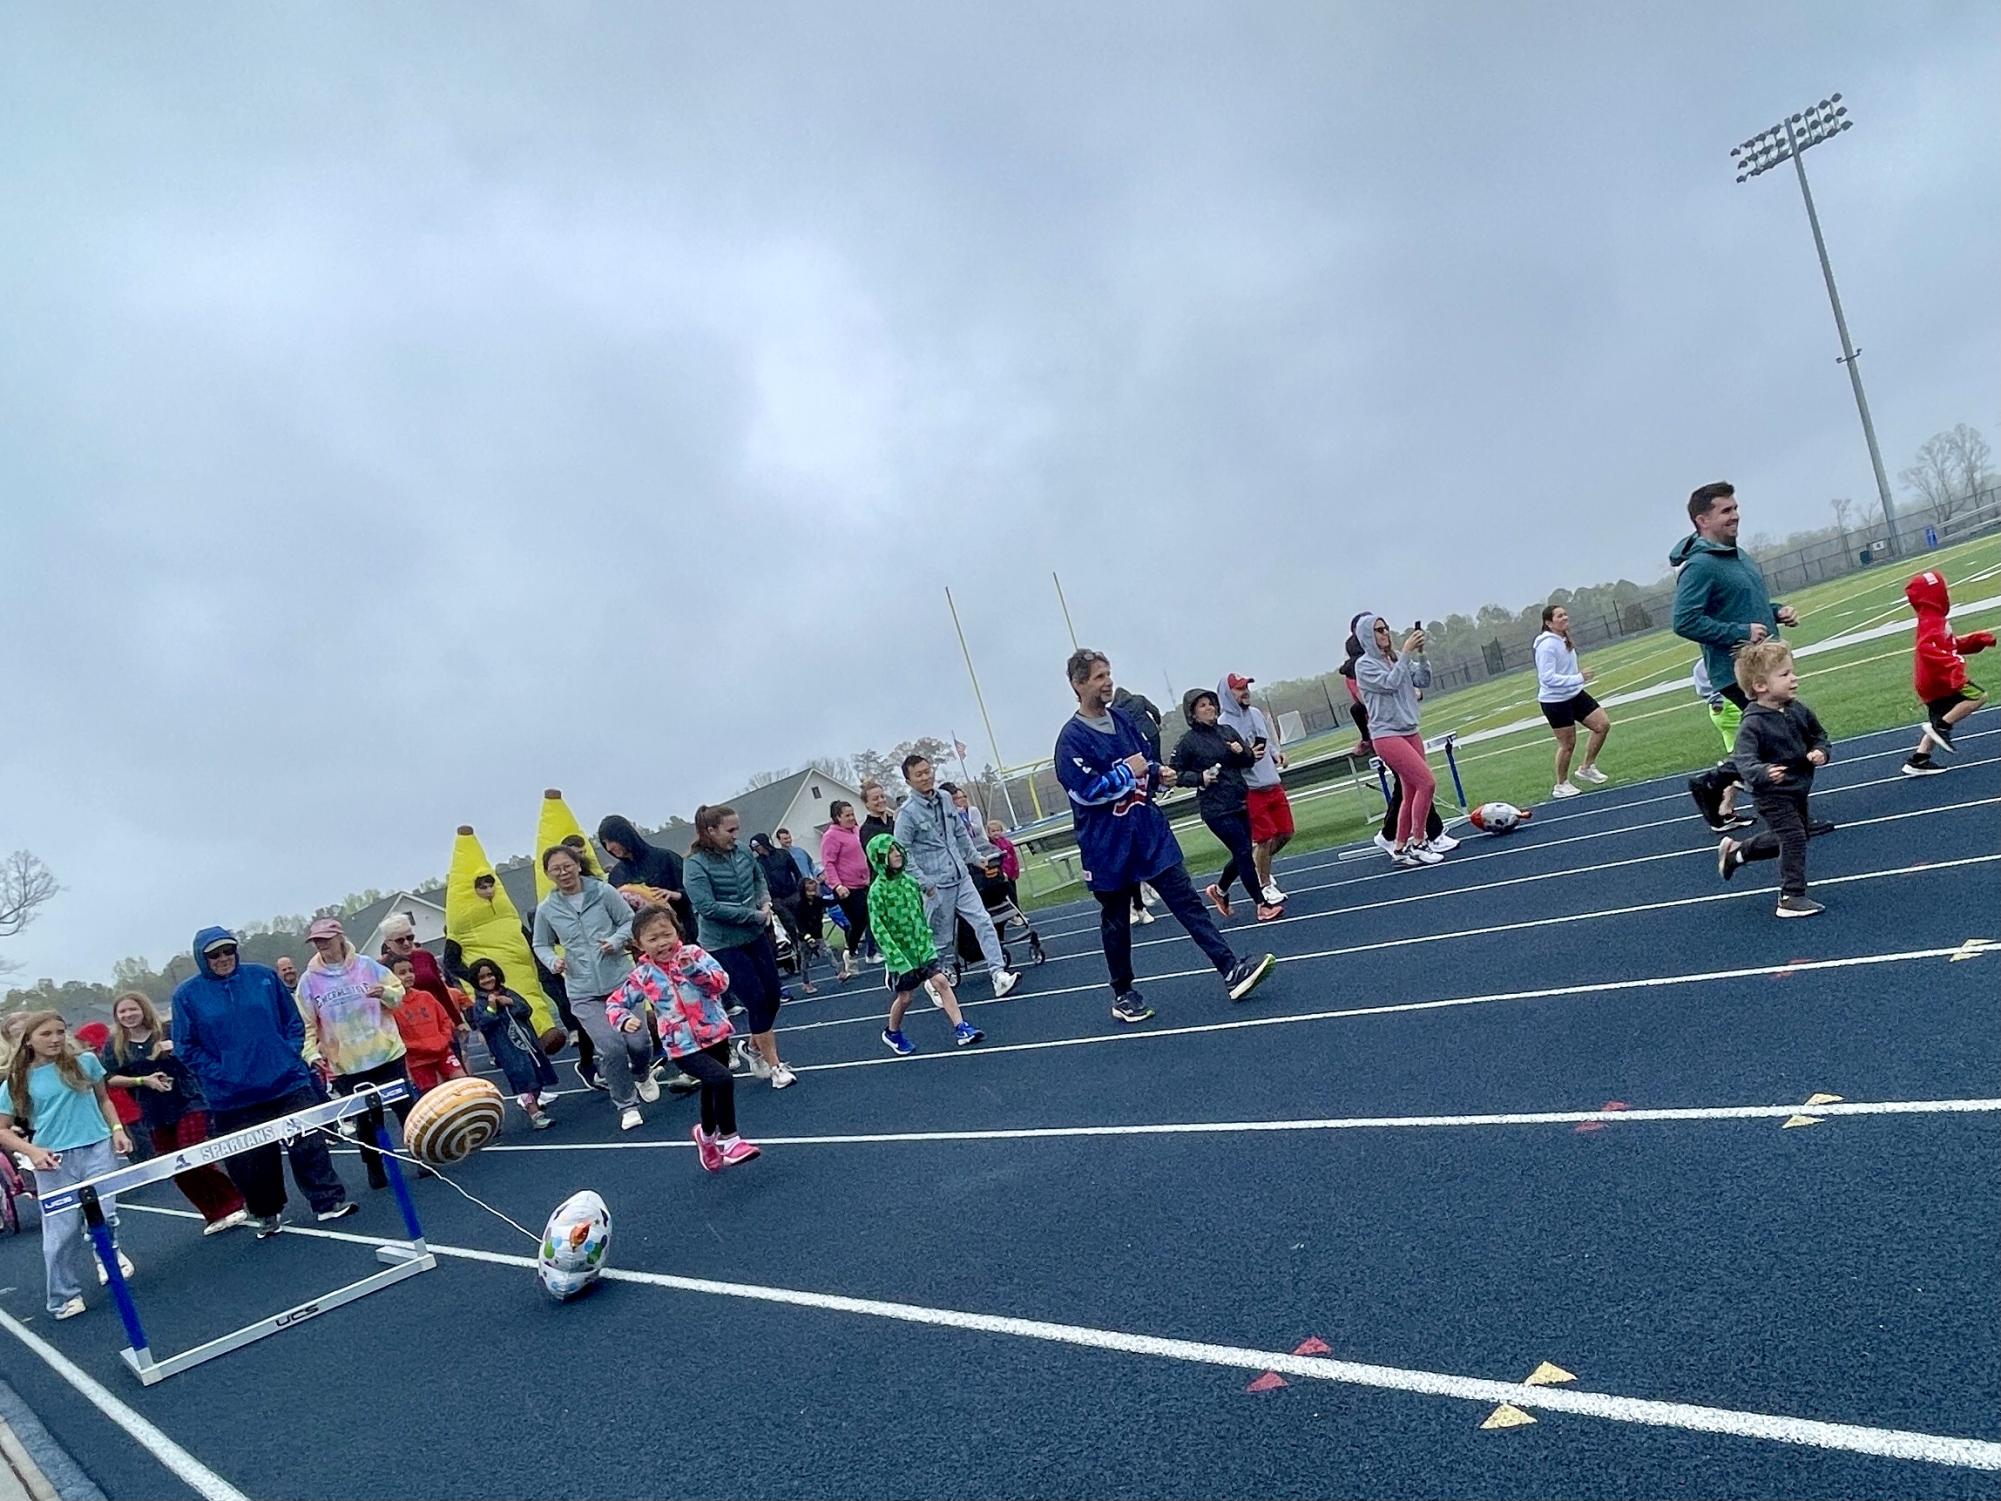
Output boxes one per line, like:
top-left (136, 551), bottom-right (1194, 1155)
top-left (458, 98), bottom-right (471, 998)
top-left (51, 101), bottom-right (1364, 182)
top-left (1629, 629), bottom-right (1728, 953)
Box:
top-left (1052, 571), bottom-right (1080, 650)
top-left (946, 587), bottom-right (1021, 826)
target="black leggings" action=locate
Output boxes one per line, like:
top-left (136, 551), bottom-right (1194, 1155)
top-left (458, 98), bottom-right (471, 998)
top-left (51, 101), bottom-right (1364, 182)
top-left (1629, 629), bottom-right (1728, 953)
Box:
top-left (1382, 771), bottom-right (1445, 842)
top-left (836, 887), bottom-right (871, 958)
top-left (1349, 700), bottom-right (1370, 741)
top-left (334, 1058), bottom-right (416, 1188)
top-left (675, 1041), bottom-right (737, 1137)
top-left (1203, 809), bottom-right (1263, 900)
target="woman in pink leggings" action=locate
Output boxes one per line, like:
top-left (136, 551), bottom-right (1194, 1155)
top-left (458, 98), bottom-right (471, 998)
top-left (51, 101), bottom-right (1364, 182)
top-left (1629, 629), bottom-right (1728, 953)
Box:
top-left (1352, 612), bottom-right (1443, 868)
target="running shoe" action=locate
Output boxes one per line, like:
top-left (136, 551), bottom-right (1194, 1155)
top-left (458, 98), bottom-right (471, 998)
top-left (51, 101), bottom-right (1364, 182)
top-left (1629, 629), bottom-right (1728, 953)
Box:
top-left (1551, 781), bottom-right (1582, 798)
top-left (252, 1214), bottom-right (284, 1239)
top-left (1426, 832), bottom-right (1460, 853)
top-left (203, 1210), bottom-right (248, 1237)
top-left (1205, 883), bottom-right (1233, 920)
top-left (692, 1125), bottom-right (724, 1172)
top-left (1261, 883), bottom-right (1286, 905)
top-left (1721, 810), bottom-right (1756, 831)
top-left (1922, 719), bottom-right (1957, 753)
top-left (993, 969), bottom-right (1021, 999)
top-left (619, 1108), bottom-right (644, 1131)
top-left (953, 1021), bottom-right (985, 1047)
top-left (1255, 902), bottom-right (1285, 922)
top-left (1902, 755), bottom-right (1946, 777)
top-left (52, 1298), bottom-right (85, 1321)
top-left (770, 1063), bottom-right (799, 1089)
top-left (1776, 895), bottom-right (1825, 918)
top-left (575, 1061), bottom-right (605, 1092)
top-left (1393, 844), bottom-right (1442, 867)
top-left (316, 1202), bottom-right (358, 1222)
top-left (881, 1028), bottom-right (916, 1056)
top-left (1688, 773), bottom-right (1727, 828)
top-left (1574, 765), bottom-right (1609, 785)
top-left (1225, 953), bottom-right (1276, 1002)
top-left (666, 1072), bottom-right (701, 1097)
top-left (530, 1111), bottom-right (555, 1130)
top-left (635, 1074), bottom-right (661, 1104)
top-left (1372, 833), bottom-right (1396, 856)
top-left (1111, 991), bottom-right (1155, 1024)
top-left (95, 1250), bottom-right (136, 1284)
top-left (1717, 837), bottom-right (1742, 881)
top-left (719, 1137), bottom-right (762, 1167)
top-left (1131, 906), bottom-right (1155, 925)
top-left (745, 1041), bottom-right (774, 1080)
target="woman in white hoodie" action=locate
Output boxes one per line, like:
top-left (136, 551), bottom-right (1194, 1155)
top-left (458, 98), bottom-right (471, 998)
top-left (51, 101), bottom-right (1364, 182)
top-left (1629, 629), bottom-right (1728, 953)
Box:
top-left (1534, 604), bottom-right (1612, 797)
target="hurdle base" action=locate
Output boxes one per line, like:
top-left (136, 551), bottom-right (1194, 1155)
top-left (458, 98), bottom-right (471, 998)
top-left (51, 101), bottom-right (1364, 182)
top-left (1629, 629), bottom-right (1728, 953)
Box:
top-left (118, 1243), bottom-right (436, 1386)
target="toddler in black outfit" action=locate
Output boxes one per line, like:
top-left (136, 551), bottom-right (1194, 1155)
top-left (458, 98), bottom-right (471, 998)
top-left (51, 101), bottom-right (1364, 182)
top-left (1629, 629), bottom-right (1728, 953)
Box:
top-left (1718, 640), bottom-right (1830, 918)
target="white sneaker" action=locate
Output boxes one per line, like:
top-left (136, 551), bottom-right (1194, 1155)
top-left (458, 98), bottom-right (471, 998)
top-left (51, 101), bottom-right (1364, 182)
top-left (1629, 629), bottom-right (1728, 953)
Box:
top-left (95, 1251), bottom-right (136, 1285)
top-left (530, 1111), bottom-right (555, 1130)
top-left (1551, 781), bottom-right (1583, 798)
top-left (203, 1209), bottom-right (248, 1236)
top-left (1426, 833), bottom-right (1460, 853)
top-left (1371, 833), bottom-right (1395, 855)
top-left (635, 1074), bottom-right (661, 1104)
top-left (619, 1108), bottom-right (644, 1131)
top-left (52, 1297), bottom-right (85, 1321)
top-left (993, 969), bottom-right (1021, 999)
top-left (1395, 844), bottom-right (1443, 867)
top-left (1131, 907), bottom-right (1155, 925)
top-left (770, 1063), bottom-right (798, 1090)
top-left (1574, 765), bottom-right (1609, 785)
top-left (1262, 883), bottom-right (1286, 905)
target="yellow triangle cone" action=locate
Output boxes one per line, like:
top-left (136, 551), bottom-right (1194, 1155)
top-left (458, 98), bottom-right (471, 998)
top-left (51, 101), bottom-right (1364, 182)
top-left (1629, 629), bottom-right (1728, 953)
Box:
top-left (1524, 1361), bottom-right (1575, 1387)
top-left (1481, 1403), bottom-right (1536, 1430)
top-left (1781, 1114), bottom-right (1820, 1129)
top-left (1803, 1093), bottom-right (1843, 1107)
top-left (533, 789), bottom-right (608, 904)
top-left (445, 825), bottom-right (557, 1033)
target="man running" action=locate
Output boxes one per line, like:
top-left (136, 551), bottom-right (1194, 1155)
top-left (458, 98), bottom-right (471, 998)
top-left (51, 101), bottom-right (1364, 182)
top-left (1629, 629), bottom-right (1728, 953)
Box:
top-left (1057, 649), bottom-right (1276, 1023)
top-left (1671, 482), bottom-right (1801, 830)
top-left (1216, 673), bottom-right (1293, 905)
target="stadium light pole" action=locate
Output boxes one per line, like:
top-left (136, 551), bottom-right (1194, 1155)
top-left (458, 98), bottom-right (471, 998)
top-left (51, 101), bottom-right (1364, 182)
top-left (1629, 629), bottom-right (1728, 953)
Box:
top-left (1731, 93), bottom-right (1898, 555)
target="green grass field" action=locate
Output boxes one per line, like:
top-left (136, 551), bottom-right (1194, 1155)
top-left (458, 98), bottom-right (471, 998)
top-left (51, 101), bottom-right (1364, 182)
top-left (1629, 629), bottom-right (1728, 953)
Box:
top-left (1014, 531), bottom-right (2001, 906)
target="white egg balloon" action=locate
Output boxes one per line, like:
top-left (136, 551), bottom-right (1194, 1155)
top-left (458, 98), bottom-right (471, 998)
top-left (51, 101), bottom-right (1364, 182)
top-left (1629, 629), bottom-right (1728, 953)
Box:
top-left (1468, 801), bottom-right (1532, 835)
top-left (537, 1190), bottom-right (612, 1301)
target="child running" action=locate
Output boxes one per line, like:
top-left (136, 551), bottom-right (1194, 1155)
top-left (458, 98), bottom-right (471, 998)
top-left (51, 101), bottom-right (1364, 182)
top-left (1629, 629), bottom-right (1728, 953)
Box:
top-left (1717, 639), bottom-right (1831, 917)
top-left (0, 1011), bottom-right (137, 1320)
top-left (866, 833), bottom-right (987, 1055)
top-left (607, 905), bottom-right (760, 1170)
top-left (466, 959), bottom-right (559, 1128)
top-left (386, 955), bottom-right (466, 1094)
top-left (1901, 569), bottom-right (1993, 777)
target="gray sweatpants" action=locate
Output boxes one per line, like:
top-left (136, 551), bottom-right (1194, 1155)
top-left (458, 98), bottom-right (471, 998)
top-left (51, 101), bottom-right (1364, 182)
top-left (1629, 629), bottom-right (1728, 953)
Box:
top-left (925, 879), bottom-right (1006, 979)
top-left (32, 1137), bottom-right (123, 1312)
top-left (569, 996), bottom-right (655, 1112)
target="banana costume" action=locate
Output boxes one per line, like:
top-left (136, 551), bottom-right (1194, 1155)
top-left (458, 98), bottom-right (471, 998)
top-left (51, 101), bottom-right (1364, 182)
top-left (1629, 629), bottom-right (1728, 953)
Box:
top-left (533, 788), bottom-right (609, 905)
top-left (445, 825), bottom-right (558, 1033)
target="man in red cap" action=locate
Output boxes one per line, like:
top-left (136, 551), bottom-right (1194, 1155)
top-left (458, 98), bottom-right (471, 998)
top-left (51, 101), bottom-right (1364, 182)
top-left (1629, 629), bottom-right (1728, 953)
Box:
top-left (1216, 673), bottom-right (1293, 906)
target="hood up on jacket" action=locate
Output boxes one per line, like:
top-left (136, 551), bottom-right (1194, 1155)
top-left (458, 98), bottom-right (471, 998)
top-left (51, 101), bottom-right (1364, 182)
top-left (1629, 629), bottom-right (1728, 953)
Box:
top-left (1180, 686), bottom-right (1220, 728)
top-left (1907, 570), bottom-right (1952, 617)
top-left (597, 814), bottom-right (651, 860)
top-left (193, 925), bottom-right (237, 979)
top-left (1352, 612), bottom-right (1394, 671)
top-left (865, 832), bottom-right (909, 882)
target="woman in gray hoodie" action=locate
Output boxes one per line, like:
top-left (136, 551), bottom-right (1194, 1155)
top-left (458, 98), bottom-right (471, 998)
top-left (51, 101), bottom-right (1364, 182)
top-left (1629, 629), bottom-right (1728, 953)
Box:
top-left (532, 846), bottom-right (652, 1128)
top-left (1352, 612), bottom-right (1443, 868)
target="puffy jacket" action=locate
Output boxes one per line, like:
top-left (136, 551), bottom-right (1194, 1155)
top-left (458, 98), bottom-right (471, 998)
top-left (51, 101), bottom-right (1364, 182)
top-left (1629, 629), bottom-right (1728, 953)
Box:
top-left (531, 878), bottom-right (637, 1001)
top-left (864, 834), bottom-right (937, 973)
top-left (1907, 570), bottom-right (1995, 702)
top-left (606, 947), bottom-right (734, 1058)
top-left (683, 844), bottom-right (770, 951)
top-left (170, 927), bottom-right (316, 1112)
top-left (1168, 689), bottom-right (1258, 819)
top-left (1670, 532), bottom-right (1784, 694)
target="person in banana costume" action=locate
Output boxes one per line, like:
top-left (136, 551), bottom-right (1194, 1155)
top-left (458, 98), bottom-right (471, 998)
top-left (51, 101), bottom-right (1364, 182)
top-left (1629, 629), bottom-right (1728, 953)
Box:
top-left (445, 826), bottom-right (558, 1035)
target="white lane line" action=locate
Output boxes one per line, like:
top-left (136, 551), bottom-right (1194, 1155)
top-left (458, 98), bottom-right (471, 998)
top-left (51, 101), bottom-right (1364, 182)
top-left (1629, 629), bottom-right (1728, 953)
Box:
top-left (795, 940), bottom-right (1975, 1072)
top-left (479, 1095), bottom-right (2001, 1151)
top-left (1024, 726), bottom-right (1997, 937)
top-left (0, 1308), bottom-right (249, 1501)
top-left (787, 847), bottom-right (2001, 1037)
top-left (1009, 794), bottom-right (2001, 972)
top-left (111, 1205), bottom-right (2001, 1472)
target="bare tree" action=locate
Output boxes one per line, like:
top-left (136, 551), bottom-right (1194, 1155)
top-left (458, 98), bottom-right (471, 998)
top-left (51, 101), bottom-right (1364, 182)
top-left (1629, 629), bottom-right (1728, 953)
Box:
top-left (743, 767), bottom-right (788, 789)
top-left (0, 851), bottom-right (59, 975)
top-left (1829, 496), bottom-right (1856, 538)
top-left (1900, 431), bottom-right (1962, 522)
top-left (808, 753), bottom-right (857, 786)
top-left (1940, 423), bottom-right (1995, 513)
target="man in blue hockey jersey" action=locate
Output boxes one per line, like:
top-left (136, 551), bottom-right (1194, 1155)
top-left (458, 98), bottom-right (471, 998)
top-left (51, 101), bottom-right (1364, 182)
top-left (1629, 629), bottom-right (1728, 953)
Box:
top-left (1054, 648), bottom-right (1276, 1023)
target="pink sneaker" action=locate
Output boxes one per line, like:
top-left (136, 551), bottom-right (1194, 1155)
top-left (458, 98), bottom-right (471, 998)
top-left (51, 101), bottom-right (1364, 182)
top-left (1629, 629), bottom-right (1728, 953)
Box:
top-left (692, 1125), bottom-right (724, 1172)
top-left (718, 1137), bottom-right (762, 1167)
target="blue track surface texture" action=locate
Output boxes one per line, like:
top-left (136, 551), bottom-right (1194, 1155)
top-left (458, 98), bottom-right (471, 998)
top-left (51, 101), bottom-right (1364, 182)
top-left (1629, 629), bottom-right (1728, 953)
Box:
top-left (3, 718), bottom-right (1996, 1499)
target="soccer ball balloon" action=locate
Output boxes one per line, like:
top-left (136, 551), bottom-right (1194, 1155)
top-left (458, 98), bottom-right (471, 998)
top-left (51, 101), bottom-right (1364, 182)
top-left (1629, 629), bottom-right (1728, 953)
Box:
top-left (1468, 801), bottom-right (1532, 834)
top-left (538, 1190), bottom-right (612, 1301)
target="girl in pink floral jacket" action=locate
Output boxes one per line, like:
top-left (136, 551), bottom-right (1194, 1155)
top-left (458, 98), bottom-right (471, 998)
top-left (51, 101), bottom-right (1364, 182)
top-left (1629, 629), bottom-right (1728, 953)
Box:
top-left (609, 907), bottom-right (760, 1170)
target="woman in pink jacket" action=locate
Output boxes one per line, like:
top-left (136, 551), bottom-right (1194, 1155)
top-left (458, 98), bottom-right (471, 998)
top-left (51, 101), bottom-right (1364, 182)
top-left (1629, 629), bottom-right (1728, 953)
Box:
top-left (819, 800), bottom-right (873, 981)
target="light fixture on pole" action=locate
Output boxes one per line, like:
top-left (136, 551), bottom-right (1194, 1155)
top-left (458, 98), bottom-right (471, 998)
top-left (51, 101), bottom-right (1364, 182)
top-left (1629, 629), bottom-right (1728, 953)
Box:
top-left (1730, 93), bottom-right (1898, 554)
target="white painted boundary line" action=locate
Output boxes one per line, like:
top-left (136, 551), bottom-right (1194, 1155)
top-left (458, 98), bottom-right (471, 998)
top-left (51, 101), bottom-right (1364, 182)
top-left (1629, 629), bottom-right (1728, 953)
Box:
top-left (479, 1095), bottom-right (2001, 1151)
top-left (0, 1308), bottom-right (249, 1501)
top-left (113, 1205), bottom-right (2001, 1472)
top-left (787, 844), bottom-right (2001, 1038)
top-left (795, 940), bottom-right (1978, 1072)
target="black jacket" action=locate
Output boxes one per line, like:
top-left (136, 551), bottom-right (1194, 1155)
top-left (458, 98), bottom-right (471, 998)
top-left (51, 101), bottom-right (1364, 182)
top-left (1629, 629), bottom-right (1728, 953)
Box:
top-left (1168, 689), bottom-right (1258, 820)
top-left (1732, 699), bottom-right (1831, 795)
top-left (1111, 687), bottom-right (1164, 760)
top-left (752, 839), bottom-right (804, 901)
top-left (858, 812), bottom-right (895, 850)
top-left (597, 815), bottom-right (698, 941)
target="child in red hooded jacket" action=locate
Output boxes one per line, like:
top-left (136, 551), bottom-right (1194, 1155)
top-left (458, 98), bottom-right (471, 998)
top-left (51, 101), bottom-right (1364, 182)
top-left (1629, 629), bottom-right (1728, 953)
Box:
top-left (1902, 570), bottom-right (1994, 777)
top-left (386, 956), bottom-right (465, 1094)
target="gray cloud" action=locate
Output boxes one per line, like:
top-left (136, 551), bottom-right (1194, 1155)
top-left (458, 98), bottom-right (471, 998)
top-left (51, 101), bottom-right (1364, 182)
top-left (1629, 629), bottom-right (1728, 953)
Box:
top-left (3, 1), bottom-right (1996, 980)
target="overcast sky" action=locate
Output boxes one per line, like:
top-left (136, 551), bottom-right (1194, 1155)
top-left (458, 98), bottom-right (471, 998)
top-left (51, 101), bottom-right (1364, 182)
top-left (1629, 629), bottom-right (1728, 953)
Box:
top-left (3, 2), bottom-right (1996, 985)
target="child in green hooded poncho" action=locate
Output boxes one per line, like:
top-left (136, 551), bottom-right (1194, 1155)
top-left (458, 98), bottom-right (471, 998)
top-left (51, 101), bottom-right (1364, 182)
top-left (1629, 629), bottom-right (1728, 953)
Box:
top-left (865, 834), bottom-right (986, 1056)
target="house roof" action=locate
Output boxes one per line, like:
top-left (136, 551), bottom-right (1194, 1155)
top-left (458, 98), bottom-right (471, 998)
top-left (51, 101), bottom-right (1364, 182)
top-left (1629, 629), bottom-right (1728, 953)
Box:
top-left (723, 769), bottom-right (861, 844)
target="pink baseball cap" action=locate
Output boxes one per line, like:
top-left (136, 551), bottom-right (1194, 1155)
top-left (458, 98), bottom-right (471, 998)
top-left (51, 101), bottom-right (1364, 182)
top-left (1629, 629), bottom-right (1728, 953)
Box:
top-left (306, 916), bottom-right (345, 942)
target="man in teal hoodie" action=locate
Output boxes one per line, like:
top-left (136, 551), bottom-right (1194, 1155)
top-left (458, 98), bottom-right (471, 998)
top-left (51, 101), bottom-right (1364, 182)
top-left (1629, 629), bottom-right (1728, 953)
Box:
top-left (1671, 482), bottom-right (1800, 828)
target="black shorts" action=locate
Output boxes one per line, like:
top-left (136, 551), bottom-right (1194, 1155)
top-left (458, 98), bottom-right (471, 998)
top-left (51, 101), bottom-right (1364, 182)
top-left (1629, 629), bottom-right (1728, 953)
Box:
top-left (887, 959), bottom-right (942, 997)
top-left (1540, 690), bottom-right (1601, 729)
top-left (1926, 689), bottom-right (1978, 722)
top-left (715, 936), bottom-right (785, 1033)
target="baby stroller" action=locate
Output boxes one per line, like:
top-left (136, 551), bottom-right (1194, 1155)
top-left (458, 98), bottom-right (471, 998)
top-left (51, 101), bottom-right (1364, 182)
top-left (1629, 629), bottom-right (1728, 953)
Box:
top-left (953, 858), bottom-right (1047, 977)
